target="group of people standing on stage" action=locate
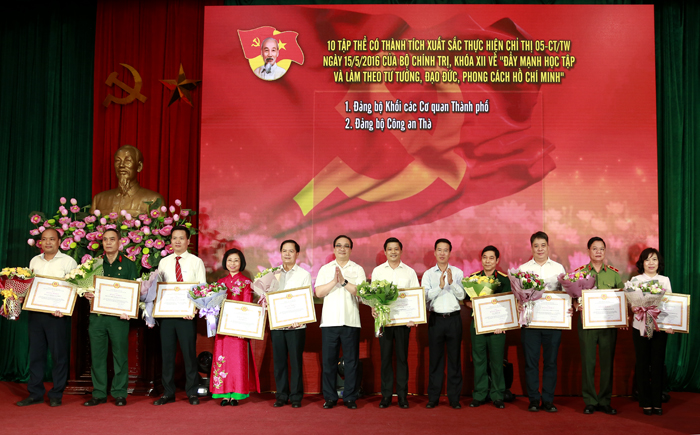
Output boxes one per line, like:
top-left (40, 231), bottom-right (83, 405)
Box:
top-left (15, 227), bottom-right (673, 417)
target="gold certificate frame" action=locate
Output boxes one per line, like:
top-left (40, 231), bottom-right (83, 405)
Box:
top-left (22, 275), bottom-right (78, 316)
top-left (582, 289), bottom-right (628, 329)
top-left (91, 276), bottom-right (141, 319)
top-left (528, 291), bottom-right (572, 330)
top-left (266, 286), bottom-right (316, 330)
top-left (153, 282), bottom-right (198, 318)
top-left (217, 300), bottom-right (266, 340)
top-left (387, 287), bottom-right (427, 327)
top-left (473, 292), bottom-right (520, 335)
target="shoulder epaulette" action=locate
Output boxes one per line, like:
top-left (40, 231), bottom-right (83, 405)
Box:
top-left (469, 272), bottom-right (479, 277)
top-left (607, 265), bottom-right (619, 272)
top-left (497, 270), bottom-right (507, 277)
top-left (574, 265), bottom-right (585, 271)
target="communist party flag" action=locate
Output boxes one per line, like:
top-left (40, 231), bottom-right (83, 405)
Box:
top-left (237, 26), bottom-right (304, 65)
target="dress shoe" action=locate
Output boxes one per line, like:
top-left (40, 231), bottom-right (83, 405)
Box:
top-left (450, 402), bottom-right (462, 409)
top-left (273, 399), bottom-right (287, 407)
top-left (16, 397), bottom-right (43, 407)
top-left (379, 397), bottom-right (391, 408)
top-left (229, 399), bottom-right (238, 406)
top-left (493, 400), bottom-right (505, 409)
top-left (528, 401), bottom-right (540, 412)
top-left (426, 400), bottom-right (439, 409)
top-left (344, 400), bottom-right (357, 409)
top-left (291, 401), bottom-right (301, 408)
top-left (541, 402), bottom-right (558, 413)
top-left (188, 396), bottom-right (200, 405)
top-left (220, 399), bottom-right (230, 406)
top-left (323, 400), bottom-right (337, 409)
top-left (398, 398), bottom-right (409, 409)
top-left (153, 396), bottom-right (175, 406)
top-left (115, 397), bottom-right (127, 406)
top-left (49, 398), bottom-right (62, 407)
top-left (643, 408), bottom-right (653, 416)
top-left (584, 405), bottom-right (596, 414)
top-left (84, 397), bottom-right (107, 407)
top-left (652, 408), bottom-right (662, 416)
top-left (596, 405), bottom-right (617, 415)
top-left (469, 399), bottom-right (484, 408)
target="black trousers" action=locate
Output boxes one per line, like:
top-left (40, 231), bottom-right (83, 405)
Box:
top-left (160, 318), bottom-right (199, 397)
top-left (520, 327), bottom-right (561, 403)
top-left (379, 325), bottom-right (410, 399)
top-left (427, 313), bottom-right (462, 403)
top-left (27, 312), bottom-right (70, 399)
top-left (271, 328), bottom-right (306, 402)
top-left (633, 330), bottom-right (668, 408)
top-left (322, 326), bottom-right (360, 402)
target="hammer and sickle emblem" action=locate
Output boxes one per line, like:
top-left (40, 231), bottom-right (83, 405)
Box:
top-left (252, 37), bottom-right (260, 47)
top-left (294, 63), bottom-right (466, 215)
top-left (103, 63), bottom-right (148, 107)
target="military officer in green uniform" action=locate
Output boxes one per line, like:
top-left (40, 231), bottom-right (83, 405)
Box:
top-left (574, 236), bottom-right (623, 415)
top-left (467, 246), bottom-right (511, 409)
top-left (83, 228), bottom-right (139, 406)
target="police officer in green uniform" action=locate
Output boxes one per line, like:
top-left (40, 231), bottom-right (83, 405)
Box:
top-left (467, 246), bottom-right (511, 409)
top-left (574, 237), bottom-right (622, 415)
top-left (83, 228), bottom-right (139, 406)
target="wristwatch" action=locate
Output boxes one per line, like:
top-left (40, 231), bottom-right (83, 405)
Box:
top-left (341, 279), bottom-right (348, 287)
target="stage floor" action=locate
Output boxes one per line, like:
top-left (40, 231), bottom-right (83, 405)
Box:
top-left (2, 382), bottom-right (698, 434)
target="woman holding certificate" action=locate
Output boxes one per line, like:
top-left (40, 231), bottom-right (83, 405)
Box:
top-left (211, 249), bottom-right (260, 406)
top-left (630, 248), bottom-right (673, 416)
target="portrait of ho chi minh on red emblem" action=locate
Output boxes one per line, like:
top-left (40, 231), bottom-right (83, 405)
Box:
top-left (238, 26), bottom-right (305, 81)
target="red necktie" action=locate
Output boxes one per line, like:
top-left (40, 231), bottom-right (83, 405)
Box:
top-left (175, 256), bottom-right (183, 282)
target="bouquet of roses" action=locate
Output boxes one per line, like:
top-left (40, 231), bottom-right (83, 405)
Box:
top-left (0, 267), bottom-right (35, 320)
top-left (557, 270), bottom-right (596, 300)
top-left (624, 280), bottom-right (665, 338)
top-left (138, 272), bottom-right (160, 327)
top-left (357, 279), bottom-right (399, 337)
top-left (462, 275), bottom-right (501, 299)
top-left (188, 282), bottom-right (229, 337)
top-left (252, 266), bottom-right (281, 308)
top-left (508, 269), bottom-right (546, 326)
top-left (65, 258), bottom-right (104, 296)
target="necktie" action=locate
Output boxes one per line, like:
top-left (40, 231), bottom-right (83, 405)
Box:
top-left (175, 256), bottom-right (183, 282)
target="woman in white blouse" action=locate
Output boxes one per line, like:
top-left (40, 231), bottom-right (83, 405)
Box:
top-left (630, 248), bottom-right (673, 416)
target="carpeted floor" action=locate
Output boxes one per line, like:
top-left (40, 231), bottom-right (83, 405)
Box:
top-left (3, 382), bottom-right (698, 434)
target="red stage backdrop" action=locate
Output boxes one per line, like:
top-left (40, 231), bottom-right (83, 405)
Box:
top-left (200, 5), bottom-right (657, 395)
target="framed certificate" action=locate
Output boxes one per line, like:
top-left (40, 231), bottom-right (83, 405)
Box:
top-left (153, 282), bottom-right (197, 318)
top-left (581, 289), bottom-right (628, 329)
top-left (266, 286), bottom-right (316, 329)
top-left (473, 292), bottom-right (520, 335)
top-left (529, 292), bottom-right (572, 330)
top-left (22, 275), bottom-right (78, 316)
top-left (387, 287), bottom-right (427, 327)
top-left (91, 276), bottom-right (141, 319)
top-left (657, 293), bottom-right (690, 333)
top-left (217, 300), bottom-right (266, 340)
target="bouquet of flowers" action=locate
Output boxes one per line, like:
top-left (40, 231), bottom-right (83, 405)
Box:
top-left (65, 258), bottom-right (104, 296)
top-left (357, 279), bottom-right (399, 337)
top-left (624, 280), bottom-right (665, 338)
top-left (188, 282), bottom-right (229, 337)
top-left (252, 266), bottom-right (281, 308)
top-left (557, 270), bottom-right (596, 300)
top-left (461, 275), bottom-right (501, 299)
top-left (27, 197), bottom-right (197, 270)
top-left (508, 269), bottom-right (546, 326)
top-left (138, 272), bottom-right (160, 327)
top-left (0, 267), bottom-right (35, 320)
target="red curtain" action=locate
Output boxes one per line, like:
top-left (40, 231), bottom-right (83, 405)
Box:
top-left (92, 0), bottom-right (222, 212)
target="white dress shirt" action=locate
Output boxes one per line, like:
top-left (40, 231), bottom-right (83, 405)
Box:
top-left (518, 258), bottom-right (566, 292)
top-left (29, 252), bottom-right (78, 279)
top-left (316, 260), bottom-right (366, 328)
top-left (157, 251), bottom-right (206, 284)
top-left (371, 261), bottom-right (419, 289)
top-left (279, 264), bottom-right (313, 329)
top-left (630, 273), bottom-right (673, 293)
top-left (422, 264), bottom-right (465, 314)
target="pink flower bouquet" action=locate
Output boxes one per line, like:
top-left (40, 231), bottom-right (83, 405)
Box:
top-left (508, 269), bottom-right (545, 326)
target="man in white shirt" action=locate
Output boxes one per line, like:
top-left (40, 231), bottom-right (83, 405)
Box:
top-left (518, 231), bottom-right (566, 413)
top-left (422, 238), bottom-right (465, 409)
top-left (315, 235), bottom-right (366, 410)
top-left (272, 239), bottom-right (312, 409)
top-left (17, 228), bottom-right (77, 407)
top-left (253, 37), bottom-right (287, 80)
top-left (152, 226), bottom-right (206, 406)
top-left (371, 237), bottom-right (419, 409)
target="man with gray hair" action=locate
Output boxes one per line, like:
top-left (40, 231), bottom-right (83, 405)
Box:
top-left (254, 37), bottom-right (287, 80)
